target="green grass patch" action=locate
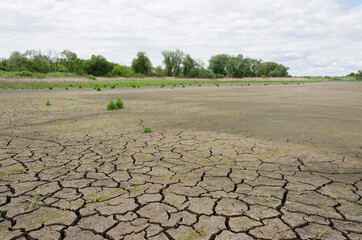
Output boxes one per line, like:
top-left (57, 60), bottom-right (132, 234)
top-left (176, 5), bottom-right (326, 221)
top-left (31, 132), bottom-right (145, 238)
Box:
top-left (142, 127), bottom-right (152, 133)
top-left (0, 78), bottom-right (321, 90)
top-left (115, 98), bottom-right (124, 109)
top-left (107, 100), bottom-right (117, 110)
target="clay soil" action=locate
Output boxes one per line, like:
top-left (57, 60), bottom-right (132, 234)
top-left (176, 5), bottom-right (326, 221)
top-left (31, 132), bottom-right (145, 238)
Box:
top-left (0, 82), bottom-right (361, 239)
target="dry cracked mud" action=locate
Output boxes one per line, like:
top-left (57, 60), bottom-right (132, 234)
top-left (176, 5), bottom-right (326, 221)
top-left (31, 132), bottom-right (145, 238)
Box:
top-left (0, 83), bottom-right (361, 239)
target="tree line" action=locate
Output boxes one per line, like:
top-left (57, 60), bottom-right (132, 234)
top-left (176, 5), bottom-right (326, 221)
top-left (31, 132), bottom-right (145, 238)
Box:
top-left (0, 49), bottom-right (290, 78)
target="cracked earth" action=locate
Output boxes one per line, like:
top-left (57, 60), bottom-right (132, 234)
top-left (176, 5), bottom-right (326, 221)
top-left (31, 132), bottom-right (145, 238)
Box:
top-left (0, 83), bottom-right (361, 239)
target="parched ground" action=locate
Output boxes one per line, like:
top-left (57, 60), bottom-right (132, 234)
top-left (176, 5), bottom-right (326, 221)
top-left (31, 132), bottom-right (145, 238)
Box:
top-left (0, 82), bottom-right (361, 240)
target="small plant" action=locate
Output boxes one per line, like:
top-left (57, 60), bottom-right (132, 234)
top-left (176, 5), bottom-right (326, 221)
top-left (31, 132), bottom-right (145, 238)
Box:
top-left (65, 87), bottom-right (68, 90)
top-left (199, 84), bottom-right (201, 87)
top-left (97, 87), bottom-right (101, 91)
top-left (87, 75), bottom-right (96, 80)
top-left (115, 98), bottom-right (124, 109)
top-left (107, 100), bottom-right (117, 110)
top-left (49, 87), bottom-right (53, 90)
top-left (111, 85), bottom-right (116, 89)
top-left (182, 84), bottom-right (185, 88)
top-left (46, 100), bottom-right (50, 106)
top-left (142, 127), bottom-right (152, 133)
top-left (79, 86), bottom-right (82, 89)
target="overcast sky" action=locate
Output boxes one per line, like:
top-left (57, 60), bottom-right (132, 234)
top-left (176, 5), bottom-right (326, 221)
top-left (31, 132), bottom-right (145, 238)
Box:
top-left (1, 0), bottom-right (361, 76)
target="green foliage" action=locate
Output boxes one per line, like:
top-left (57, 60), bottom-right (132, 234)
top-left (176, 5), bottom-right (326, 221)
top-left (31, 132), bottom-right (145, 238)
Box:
top-left (208, 54), bottom-right (230, 76)
top-left (189, 67), bottom-right (216, 79)
top-left (45, 100), bottom-right (50, 106)
top-left (87, 75), bottom-right (96, 80)
top-left (112, 65), bottom-right (135, 77)
top-left (182, 54), bottom-right (198, 77)
top-left (356, 70), bottom-right (362, 80)
top-left (131, 52), bottom-right (152, 75)
top-left (142, 127), bottom-right (152, 133)
top-left (107, 100), bottom-right (117, 110)
top-left (162, 50), bottom-right (184, 76)
top-left (96, 87), bottom-right (101, 91)
top-left (115, 98), bottom-right (124, 109)
top-left (49, 87), bottom-right (53, 90)
top-left (1, 49), bottom-right (291, 79)
top-left (59, 50), bottom-right (83, 74)
top-left (82, 55), bottom-right (113, 77)
top-left (259, 62), bottom-right (289, 77)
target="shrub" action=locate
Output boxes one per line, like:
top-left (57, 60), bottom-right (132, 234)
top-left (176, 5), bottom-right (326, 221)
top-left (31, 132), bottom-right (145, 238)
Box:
top-left (356, 70), bottom-right (362, 80)
top-left (19, 71), bottom-right (34, 77)
top-left (142, 127), bottom-right (152, 133)
top-left (45, 100), bottom-right (50, 106)
top-left (111, 85), bottom-right (116, 89)
top-left (78, 86), bottom-right (82, 89)
top-left (49, 87), bottom-right (53, 90)
top-left (97, 87), bottom-right (101, 91)
top-left (107, 100), bottom-right (117, 110)
top-left (65, 87), bottom-right (68, 90)
top-left (87, 75), bottom-right (96, 80)
top-left (115, 98), bottom-right (124, 109)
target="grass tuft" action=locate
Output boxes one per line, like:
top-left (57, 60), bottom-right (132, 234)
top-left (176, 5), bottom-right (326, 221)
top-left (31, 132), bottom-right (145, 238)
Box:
top-left (142, 127), bottom-right (152, 133)
top-left (107, 100), bottom-right (117, 110)
top-left (45, 100), bottom-right (50, 106)
top-left (115, 98), bottom-right (124, 109)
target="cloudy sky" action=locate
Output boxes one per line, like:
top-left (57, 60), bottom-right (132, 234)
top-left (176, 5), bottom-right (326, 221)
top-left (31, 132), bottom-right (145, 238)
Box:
top-left (1, 0), bottom-right (361, 76)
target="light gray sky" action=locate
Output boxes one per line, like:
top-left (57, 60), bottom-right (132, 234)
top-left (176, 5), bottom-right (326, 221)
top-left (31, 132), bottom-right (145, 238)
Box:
top-left (1, 0), bottom-right (361, 76)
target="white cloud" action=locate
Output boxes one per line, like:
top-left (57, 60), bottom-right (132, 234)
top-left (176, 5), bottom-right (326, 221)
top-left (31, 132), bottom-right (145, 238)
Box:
top-left (0, 0), bottom-right (361, 75)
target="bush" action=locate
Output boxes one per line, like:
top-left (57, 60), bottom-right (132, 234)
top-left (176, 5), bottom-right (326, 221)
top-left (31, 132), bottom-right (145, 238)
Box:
top-left (356, 70), bottom-right (362, 80)
top-left (45, 100), bottom-right (50, 106)
top-left (115, 98), bottom-right (124, 109)
top-left (19, 71), bottom-right (34, 77)
top-left (107, 100), bottom-right (117, 110)
top-left (96, 87), bottom-right (101, 91)
top-left (87, 75), bottom-right (96, 80)
top-left (49, 87), bottom-right (53, 90)
top-left (142, 127), bottom-right (152, 133)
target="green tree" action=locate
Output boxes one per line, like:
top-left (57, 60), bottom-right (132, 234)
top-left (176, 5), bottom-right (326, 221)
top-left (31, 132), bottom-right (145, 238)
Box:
top-left (131, 52), bottom-right (152, 75)
top-left (226, 54), bottom-right (245, 78)
top-left (60, 50), bottom-right (82, 74)
top-left (162, 50), bottom-right (184, 76)
top-left (182, 54), bottom-right (198, 77)
top-left (356, 70), bottom-right (362, 80)
top-left (208, 54), bottom-right (230, 76)
top-left (259, 62), bottom-right (289, 77)
top-left (82, 55), bottom-right (113, 76)
top-left (7, 51), bottom-right (27, 71)
top-left (0, 58), bottom-right (6, 71)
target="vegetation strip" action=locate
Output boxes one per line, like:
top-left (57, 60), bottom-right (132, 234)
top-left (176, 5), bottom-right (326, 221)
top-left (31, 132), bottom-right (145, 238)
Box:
top-left (0, 79), bottom-right (318, 90)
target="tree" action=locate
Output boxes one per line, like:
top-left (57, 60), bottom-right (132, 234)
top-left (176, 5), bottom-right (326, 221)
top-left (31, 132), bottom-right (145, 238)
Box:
top-left (259, 62), bottom-right (289, 77)
top-left (131, 52), bottom-right (152, 75)
top-left (60, 50), bottom-right (82, 74)
top-left (0, 58), bottom-right (8, 71)
top-left (226, 54), bottom-right (245, 78)
top-left (7, 51), bottom-right (27, 71)
top-left (82, 55), bottom-right (113, 76)
top-left (182, 54), bottom-right (198, 77)
top-left (242, 58), bottom-right (262, 77)
top-left (162, 50), bottom-right (184, 76)
top-left (208, 54), bottom-right (230, 76)
top-left (356, 70), bottom-right (362, 80)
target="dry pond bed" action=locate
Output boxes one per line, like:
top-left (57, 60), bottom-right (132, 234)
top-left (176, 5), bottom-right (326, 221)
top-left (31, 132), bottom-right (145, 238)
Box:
top-left (0, 82), bottom-right (361, 239)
